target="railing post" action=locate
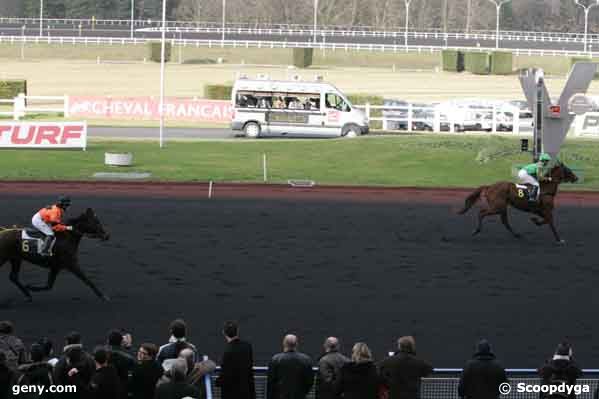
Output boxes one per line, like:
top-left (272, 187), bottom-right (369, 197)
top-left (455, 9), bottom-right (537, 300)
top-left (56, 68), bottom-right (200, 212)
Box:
top-left (365, 102), bottom-right (371, 123)
top-left (513, 108), bottom-right (520, 135)
top-left (407, 103), bottom-right (413, 132)
top-left (15, 93), bottom-right (26, 120)
top-left (492, 105), bottom-right (497, 133)
top-left (433, 107), bottom-right (441, 133)
top-left (64, 95), bottom-right (70, 118)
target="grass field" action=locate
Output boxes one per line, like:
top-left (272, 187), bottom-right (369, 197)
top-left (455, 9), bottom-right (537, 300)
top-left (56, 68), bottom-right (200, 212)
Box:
top-left (0, 135), bottom-right (597, 189)
top-left (0, 43), bottom-right (586, 74)
top-left (3, 59), bottom-right (599, 103)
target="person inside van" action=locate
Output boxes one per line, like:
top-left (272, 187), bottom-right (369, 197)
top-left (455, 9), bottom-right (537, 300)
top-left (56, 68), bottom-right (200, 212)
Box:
top-left (274, 97), bottom-right (286, 109)
top-left (288, 97), bottom-right (302, 110)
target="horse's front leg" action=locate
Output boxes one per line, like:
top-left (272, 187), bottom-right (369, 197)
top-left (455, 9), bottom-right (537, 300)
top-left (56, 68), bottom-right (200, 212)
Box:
top-left (541, 211), bottom-right (563, 243)
top-left (9, 259), bottom-right (32, 301)
top-left (26, 268), bottom-right (59, 292)
top-left (69, 263), bottom-right (110, 301)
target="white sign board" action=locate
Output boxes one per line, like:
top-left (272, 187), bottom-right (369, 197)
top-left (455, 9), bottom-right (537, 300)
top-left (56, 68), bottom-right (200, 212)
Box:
top-left (574, 112), bottom-right (599, 137)
top-left (0, 122), bottom-right (87, 149)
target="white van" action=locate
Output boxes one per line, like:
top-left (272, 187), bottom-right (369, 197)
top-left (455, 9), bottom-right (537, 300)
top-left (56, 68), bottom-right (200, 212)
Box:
top-left (231, 78), bottom-right (369, 138)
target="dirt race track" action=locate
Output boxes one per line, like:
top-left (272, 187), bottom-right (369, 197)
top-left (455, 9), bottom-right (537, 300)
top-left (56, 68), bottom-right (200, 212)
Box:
top-left (1, 182), bottom-right (599, 369)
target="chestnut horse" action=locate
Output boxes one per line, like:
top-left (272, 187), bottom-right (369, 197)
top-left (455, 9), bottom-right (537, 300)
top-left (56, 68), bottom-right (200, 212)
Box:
top-left (458, 163), bottom-right (578, 243)
top-left (0, 208), bottom-right (110, 301)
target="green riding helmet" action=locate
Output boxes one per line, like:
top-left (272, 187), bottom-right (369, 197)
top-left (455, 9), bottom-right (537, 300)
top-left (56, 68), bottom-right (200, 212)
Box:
top-left (539, 153), bottom-right (551, 162)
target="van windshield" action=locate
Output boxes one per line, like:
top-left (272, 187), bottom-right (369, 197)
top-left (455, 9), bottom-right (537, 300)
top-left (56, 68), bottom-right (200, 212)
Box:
top-left (325, 93), bottom-right (351, 112)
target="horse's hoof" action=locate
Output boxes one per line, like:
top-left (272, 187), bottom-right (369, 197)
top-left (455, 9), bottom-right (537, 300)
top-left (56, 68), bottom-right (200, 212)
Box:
top-left (25, 296), bottom-right (33, 303)
top-left (471, 230), bottom-right (480, 236)
top-left (557, 239), bottom-right (566, 245)
top-left (513, 234), bottom-right (522, 239)
top-left (101, 295), bottom-right (111, 302)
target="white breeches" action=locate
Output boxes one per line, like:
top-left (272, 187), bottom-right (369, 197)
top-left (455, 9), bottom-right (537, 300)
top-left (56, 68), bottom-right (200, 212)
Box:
top-left (518, 170), bottom-right (539, 188)
top-left (32, 212), bottom-right (54, 236)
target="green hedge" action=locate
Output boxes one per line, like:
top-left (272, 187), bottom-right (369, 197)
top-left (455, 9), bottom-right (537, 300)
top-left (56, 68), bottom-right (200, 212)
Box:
top-left (0, 80), bottom-right (27, 99)
top-left (466, 52), bottom-right (490, 75)
top-left (204, 84), bottom-right (233, 100)
top-left (441, 50), bottom-right (464, 72)
top-left (292, 48), bottom-right (314, 68)
top-left (490, 51), bottom-right (513, 75)
top-left (148, 42), bottom-right (171, 63)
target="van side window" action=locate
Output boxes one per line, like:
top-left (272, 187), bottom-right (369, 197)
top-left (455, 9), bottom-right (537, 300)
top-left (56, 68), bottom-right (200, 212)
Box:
top-left (325, 93), bottom-right (350, 112)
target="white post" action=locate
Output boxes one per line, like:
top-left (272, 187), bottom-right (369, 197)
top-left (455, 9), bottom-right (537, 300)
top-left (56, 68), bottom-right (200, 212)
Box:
top-left (130, 0), bottom-right (135, 39)
top-left (263, 153), bottom-right (267, 182)
top-left (39, 0), bottom-right (43, 37)
top-left (208, 181), bottom-right (213, 198)
top-left (365, 102), bottom-right (371, 123)
top-left (513, 107), bottom-right (520, 135)
top-left (221, 0), bottom-right (226, 42)
top-left (492, 105), bottom-right (497, 133)
top-left (159, 0), bottom-right (167, 148)
top-left (313, 0), bottom-right (318, 43)
top-left (407, 103), bottom-right (413, 132)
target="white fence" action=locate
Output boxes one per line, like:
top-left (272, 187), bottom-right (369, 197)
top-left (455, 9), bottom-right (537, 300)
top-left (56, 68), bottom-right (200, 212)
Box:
top-left (0, 94), bottom-right (68, 120)
top-left (356, 102), bottom-right (533, 134)
top-left (1, 35), bottom-right (598, 57)
top-left (1, 17), bottom-right (597, 40)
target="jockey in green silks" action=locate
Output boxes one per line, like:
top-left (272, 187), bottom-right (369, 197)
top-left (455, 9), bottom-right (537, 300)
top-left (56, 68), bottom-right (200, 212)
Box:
top-left (517, 153), bottom-right (552, 202)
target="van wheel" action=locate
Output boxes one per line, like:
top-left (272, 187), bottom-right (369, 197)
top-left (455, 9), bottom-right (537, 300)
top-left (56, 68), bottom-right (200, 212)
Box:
top-left (342, 124), bottom-right (360, 138)
top-left (244, 122), bottom-right (261, 138)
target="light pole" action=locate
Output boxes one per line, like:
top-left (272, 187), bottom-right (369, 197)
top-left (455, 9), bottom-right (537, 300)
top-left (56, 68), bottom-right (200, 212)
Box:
top-left (575, 0), bottom-right (599, 53)
top-left (404, 0), bottom-right (412, 48)
top-left (130, 0), bottom-right (135, 39)
top-left (222, 0), bottom-right (226, 42)
top-left (159, 0), bottom-right (167, 148)
top-left (487, 0), bottom-right (511, 49)
top-left (313, 0), bottom-right (318, 42)
top-left (39, 0), bottom-right (43, 37)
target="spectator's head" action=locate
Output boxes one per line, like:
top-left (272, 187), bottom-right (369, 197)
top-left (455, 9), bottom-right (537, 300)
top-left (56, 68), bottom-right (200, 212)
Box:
top-left (555, 342), bottom-right (573, 359)
top-left (169, 319), bottom-right (187, 339)
top-left (137, 343), bottom-right (158, 362)
top-left (37, 338), bottom-right (54, 359)
top-left (324, 337), bottom-right (339, 353)
top-left (475, 339), bottom-right (492, 355)
top-left (179, 348), bottom-right (194, 373)
top-left (168, 358), bottom-right (188, 382)
top-left (351, 342), bottom-right (373, 363)
top-left (30, 343), bottom-right (45, 363)
top-left (398, 336), bottom-right (416, 354)
top-left (93, 346), bottom-right (109, 368)
top-left (107, 330), bottom-right (123, 347)
top-left (283, 334), bottom-right (298, 352)
top-left (0, 321), bottom-right (14, 335)
top-left (65, 331), bottom-right (81, 346)
top-left (223, 321), bottom-right (239, 340)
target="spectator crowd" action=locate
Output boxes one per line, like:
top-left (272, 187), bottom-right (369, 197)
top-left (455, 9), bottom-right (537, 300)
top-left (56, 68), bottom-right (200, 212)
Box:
top-left (0, 318), bottom-right (593, 399)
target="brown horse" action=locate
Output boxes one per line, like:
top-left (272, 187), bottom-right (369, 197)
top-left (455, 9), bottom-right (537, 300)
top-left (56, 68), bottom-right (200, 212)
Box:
top-left (458, 163), bottom-right (578, 243)
top-left (0, 208), bottom-right (110, 302)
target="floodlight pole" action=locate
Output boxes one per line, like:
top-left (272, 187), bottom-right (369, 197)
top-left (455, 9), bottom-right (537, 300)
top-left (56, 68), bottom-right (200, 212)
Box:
top-left (487, 0), bottom-right (511, 49)
top-left (159, 0), bottom-right (167, 148)
top-left (404, 0), bottom-right (412, 49)
top-left (574, 0), bottom-right (599, 53)
top-left (39, 0), bottom-right (43, 36)
top-left (130, 0), bottom-right (135, 39)
top-left (222, 0), bottom-right (226, 42)
top-left (313, 0), bottom-right (318, 43)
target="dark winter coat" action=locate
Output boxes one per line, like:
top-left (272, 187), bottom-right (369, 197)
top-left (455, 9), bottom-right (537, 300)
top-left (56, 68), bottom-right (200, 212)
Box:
top-left (339, 361), bottom-right (381, 399)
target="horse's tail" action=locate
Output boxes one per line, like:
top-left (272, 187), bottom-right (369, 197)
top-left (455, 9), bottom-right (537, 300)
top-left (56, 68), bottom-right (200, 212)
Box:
top-left (457, 186), bottom-right (485, 215)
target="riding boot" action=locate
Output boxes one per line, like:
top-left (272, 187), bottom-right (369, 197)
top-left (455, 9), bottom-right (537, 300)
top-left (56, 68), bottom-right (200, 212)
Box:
top-left (40, 236), bottom-right (53, 256)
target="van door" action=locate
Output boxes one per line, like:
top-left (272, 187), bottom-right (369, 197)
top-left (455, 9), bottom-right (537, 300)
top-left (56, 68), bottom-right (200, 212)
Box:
top-left (321, 92), bottom-right (350, 136)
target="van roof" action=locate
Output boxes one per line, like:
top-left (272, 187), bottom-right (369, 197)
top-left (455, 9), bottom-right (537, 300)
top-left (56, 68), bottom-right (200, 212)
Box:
top-left (233, 79), bottom-right (338, 94)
